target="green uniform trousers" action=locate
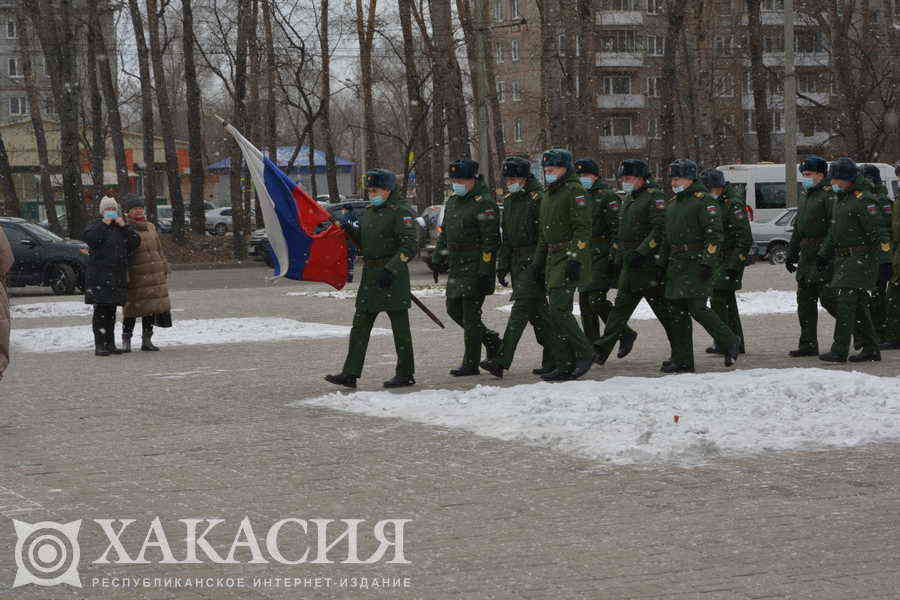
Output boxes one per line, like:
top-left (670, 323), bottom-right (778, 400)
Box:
top-left (831, 287), bottom-right (879, 357)
top-left (498, 296), bottom-right (560, 370)
top-left (446, 295), bottom-right (502, 370)
top-left (668, 297), bottom-right (739, 368)
top-left (883, 281), bottom-right (900, 345)
top-left (711, 290), bottom-right (745, 353)
top-left (796, 281), bottom-right (838, 353)
top-left (547, 284), bottom-right (595, 370)
top-left (594, 288), bottom-right (677, 362)
top-left (868, 280), bottom-right (888, 341)
top-left (579, 290), bottom-right (637, 347)
top-left (342, 309), bottom-right (414, 378)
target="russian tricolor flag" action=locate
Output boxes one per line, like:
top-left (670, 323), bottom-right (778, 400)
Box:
top-left (226, 123), bottom-right (348, 290)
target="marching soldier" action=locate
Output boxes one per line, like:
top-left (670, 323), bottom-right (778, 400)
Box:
top-left (432, 159), bottom-right (502, 376)
top-left (817, 157), bottom-right (892, 363)
top-left (659, 159), bottom-right (741, 373)
top-left (594, 159), bottom-right (678, 367)
top-left (325, 169), bottom-right (418, 389)
top-left (529, 149), bottom-right (595, 381)
top-left (574, 158), bottom-right (638, 358)
top-left (700, 168), bottom-right (752, 355)
top-left (785, 155), bottom-right (839, 356)
top-left (480, 157), bottom-right (562, 378)
top-left (884, 167), bottom-right (900, 350)
top-left (859, 164), bottom-right (893, 342)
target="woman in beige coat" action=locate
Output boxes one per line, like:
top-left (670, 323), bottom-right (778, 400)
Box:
top-left (1, 224), bottom-right (13, 380)
top-left (122, 195), bottom-right (172, 352)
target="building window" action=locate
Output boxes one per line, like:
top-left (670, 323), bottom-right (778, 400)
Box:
top-left (714, 35), bottom-right (733, 56)
top-left (601, 75), bottom-right (632, 95)
top-left (717, 0), bottom-right (732, 14)
top-left (601, 30), bottom-right (638, 52)
top-left (763, 32), bottom-right (784, 52)
top-left (575, 33), bottom-right (581, 57)
top-left (493, 0), bottom-right (503, 22)
top-left (798, 71), bottom-right (828, 94)
top-left (771, 109), bottom-right (783, 132)
top-left (43, 96), bottom-right (56, 115)
top-left (798, 109), bottom-right (817, 136)
top-left (5, 20), bottom-right (16, 39)
top-left (714, 71), bottom-right (736, 97)
top-left (496, 80), bottom-right (505, 103)
top-left (648, 118), bottom-right (660, 138)
top-left (7, 56), bottom-right (20, 78)
top-left (511, 80), bottom-right (521, 102)
top-left (495, 42), bottom-right (504, 64)
top-left (645, 35), bottom-right (665, 56)
top-left (745, 110), bottom-right (754, 132)
top-left (510, 39), bottom-right (520, 62)
top-left (647, 0), bottom-right (664, 14)
top-left (601, 0), bottom-right (642, 9)
top-left (9, 96), bottom-right (29, 116)
top-left (600, 117), bottom-right (633, 136)
top-left (558, 31), bottom-right (566, 56)
top-left (762, 0), bottom-right (784, 9)
top-left (796, 30), bottom-right (828, 53)
top-left (646, 76), bottom-right (661, 97)
top-left (514, 118), bottom-right (524, 142)
top-left (509, 0), bottom-right (520, 18)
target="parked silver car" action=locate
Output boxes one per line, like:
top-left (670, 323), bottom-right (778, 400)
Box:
top-left (750, 208), bottom-right (797, 264)
top-left (205, 206), bottom-right (256, 235)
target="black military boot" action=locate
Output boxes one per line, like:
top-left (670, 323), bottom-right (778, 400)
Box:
top-left (479, 359), bottom-right (504, 379)
top-left (95, 337), bottom-right (110, 357)
top-left (569, 358), bottom-right (593, 380)
top-left (848, 349), bottom-right (881, 362)
top-left (532, 365), bottom-right (556, 376)
top-left (789, 347), bottom-right (818, 357)
top-left (105, 331), bottom-right (124, 355)
top-left (724, 338), bottom-right (741, 367)
top-left (383, 375), bottom-right (415, 389)
top-left (818, 352), bottom-right (847, 363)
top-left (325, 373), bottom-right (358, 389)
top-left (617, 330), bottom-right (638, 359)
top-left (660, 363), bottom-right (694, 374)
top-left (705, 345), bottom-right (723, 354)
top-left (879, 341), bottom-right (900, 350)
top-left (141, 333), bottom-right (160, 352)
top-left (541, 368), bottom-right (573, 382)
top-left (450, 365), bottom-right (480, 377)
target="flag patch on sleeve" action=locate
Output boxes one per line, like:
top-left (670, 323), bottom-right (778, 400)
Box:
top-left (867, 204), bottom-right (877, 214)
top-left (575, 196), bottom-right (586, 206)
top-left (706, 204), bottom-right (718, 213)
top-left (655, 198), bottom-right (666, 208)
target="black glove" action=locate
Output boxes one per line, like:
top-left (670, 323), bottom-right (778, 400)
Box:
top-left (479, 273), bottom-right (494, 294)
top-left (785, 260), bottom-right (797, 273)
top-left (497, 270), bottom-right (509, 287)
top-left (726, 269), bottom-right (740, 281)
top-left (528, 263), bottom-right (545, 283)
top-left (699, 264), bottom-right (713, 281)
top-left (879, 262), bottom-right (893, 283)
top-left (377, 269), bottom-right (394, 289)
top-left (607, 260), bottom-right (619, 279)
top-left (628, 253), bottom-right (646, 268)
top-left (566, 260), bottom-right (581, 282)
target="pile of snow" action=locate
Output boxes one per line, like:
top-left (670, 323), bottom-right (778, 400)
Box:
top-left (11, 318), bottom-right (386, 353)
top-left (498, 289), bottom-right (811, 319)
top-left (10, 302), bottom-right (185, 320)
top-left (298, 368), bottom-right (900, 466)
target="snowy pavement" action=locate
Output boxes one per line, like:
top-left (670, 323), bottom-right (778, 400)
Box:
top-left (300, 368), bottom-right (900, 466)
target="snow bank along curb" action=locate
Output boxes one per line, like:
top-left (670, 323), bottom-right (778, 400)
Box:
top-left (297, 368), bottom-right (900, 466)
top-left (11, 318), bottom-right (388, 353)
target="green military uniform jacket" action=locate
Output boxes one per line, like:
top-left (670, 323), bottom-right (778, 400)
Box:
top-left (819, 177), bottom-right (892, 290)
top-left (351, 191), bottom-right (418, 312)
top-left (497, 177), bottom-right (544, 301)
top-left (579, 180), bottom-right (621, 293)
top-left (712, 184), bottom-right (752, 291)
top-left (890, 183), bottom-right (900, 282)
top-left (612, 181), bottom-right (667, 293)
top-left (533, 172), bottom-right (592, 289)
top-left (871, 181), bottom-right (894, 269)
top-left (786, 179), bottom-right (836, 285)
top-left (660, 180), bottom-right (724, 300)
top-left (434, 177), bottom-right (500, 299)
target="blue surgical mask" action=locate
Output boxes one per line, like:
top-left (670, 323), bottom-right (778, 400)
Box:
top-left (451, 183), bottom-right (468, 196)
top-left (578, 177), bottom-right (594, 189)
top-left (370, 194), bottom-right (387, 207)
top-left (709, 193), bottom-right (720, 200)
top-left (507, 182), bottom-right (523, 193)
top-left (621, 182), bottom-right (635, 194)
top-left (672, 185), bottom-right (687, 194)
top-left (103, 210), bottom-right (118, 220)
top-left (545, 173), bottom-right (559, 184)
top-left (831, 182), bottom-right (846, 193)
top-left (799, 177), bottom-right (814, 190)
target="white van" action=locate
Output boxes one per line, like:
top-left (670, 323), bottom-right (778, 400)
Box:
top-left (717, 162), bottom-right (898, 222)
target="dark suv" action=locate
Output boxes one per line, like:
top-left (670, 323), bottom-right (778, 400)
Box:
top-left (1, 217), bottom-right (89, 295)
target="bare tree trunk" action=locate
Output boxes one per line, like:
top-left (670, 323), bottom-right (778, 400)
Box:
top-left (230, 0), bottom-right (252, 259)
top-left (33, 0), bottom-right (85, 238)
top-left (691, 0), bottom-right (715, 167)
top-left (0, 133), bottom-right (20, 217)
top-left (262, 0), bottom-right (276, 228)
top-left (661, 1), bottom-right (686, 179)
top-left (456, 0), bottom-right (489, 179)
top-left (85, 7), bottom-right (106, 207)
top-left (319, 0), bottom-right (341, 201)
top-left (430, 0), bottom-right (469, 159)
top-left (480, 0), bottom-right (505, 172)
top-left (399, 0), bottom-right (431, 209)
top-left (576, 0), bottom-right (597, 159)
top-left (245, 0), bottom-right (260, 233)
top-left (17, 8), bottom-right (56, 230)
top-left (356, 0), bottom-right (380, 168)
top-left (92, 0), bottom-right (129, 195)
top-left (536, 0), bottom-right (554, 147)
top-left (182, 0), bottom-right (207, 233)
top-left (746, 0), bottom-right (772, 161)
top-left (128, 0), bottom-right (157, 222)
top-left (147, 0), bottom-right (187, 242)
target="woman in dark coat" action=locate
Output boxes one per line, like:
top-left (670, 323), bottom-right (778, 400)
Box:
top-left (83, 196), bottom-right (141, 356)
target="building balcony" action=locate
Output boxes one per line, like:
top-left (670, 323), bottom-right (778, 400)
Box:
top-left (597, 94), bottom-right (646, 109)
top-left (737, 13), bottom-right (818, 25)
top-left (762, 52), bottom-right (830, 66)
top-left (596, 11), bottom-right (643, 25)
top-left (797, 131), bottom-right (832, 146)
top-left (596, 52), bottom-right (644, 67)
top-left (743, 92), bottom-right (830, 109)
top-left (599, 135), bottom-right (646, 151)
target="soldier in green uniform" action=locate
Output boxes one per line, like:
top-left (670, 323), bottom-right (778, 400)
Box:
top-left (432, 159), bottom-right (502, 376)
top-left (479, 157), bottom-right (562, 378)
top-left (659, 159), bottom-right (740, 373)
top-left (573, 158), bottom-right (638, 358)
top-left (700, 169), bottom-right (752, 355)
top-left (785, 156), bottom-right (839, 356)
top-left (593, 159), bottom-right (678, 367)
top-left (859, 164), bottom-right (893, 342)
top-left (883, 168), bottom-right (900, 350)
top-left (817, 158), bottom-right (892, 363)
top-left (529, 149), bottom-right (595, 381)
top-left (325, 169), bottom-right (418, 389)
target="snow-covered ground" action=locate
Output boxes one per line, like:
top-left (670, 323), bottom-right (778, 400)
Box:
top-left (498, 289), bottom-right (812, 319)
top-left (10, 301), bottom-right (184, 319)
top-left (298, 368), bottom-right (900, 466)
top-left (11, 318), bottom-right (387, 353)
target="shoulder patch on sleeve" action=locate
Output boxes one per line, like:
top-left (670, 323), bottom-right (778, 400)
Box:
top-left (402, 215), bottom-right (415, 225)
top-left (823, 185), bottom-right (832, 191)
top-left (866, 204), bottom-right (878, 214)
top-left (575, 195), bottom-right (587, 206)
top-left (884, 204), bottom-right (892, 214)
top-left (608, 200), bottom-right (619, 210)
top-left (706, 204), bottom-right (718, 213)
top-left (707, 244), bottom-right (718, 254)
top-left (531, 192), bottom-right (541, 201)
top-left (474, 195), bottom-right (482, 202)
top-left (655, 197), bottom-right (667, 209)
top-left (854, 191), bottom-right (863, 199)
top-left (881, 243), bottom-right (891, 252)
top-left (695, 192), bottom-right (705, 198)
